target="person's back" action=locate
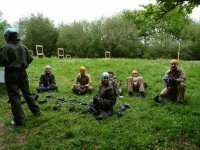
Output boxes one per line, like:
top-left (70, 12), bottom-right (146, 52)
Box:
top-left (0, 28), bottom-right (41, 126)
top-left (1, 38), bottom-right (32, 71)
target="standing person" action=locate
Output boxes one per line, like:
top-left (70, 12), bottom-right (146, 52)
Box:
top-left (36, 65), bottom-right (58, 92)
top-left (82, 72), bottom-right (117, 120)
top-left (126, 70), bottom-right (146, 98)
top-left (0, 28), bottom-right (41, 126)
top-left (108, 70), bottom-right (123, 98)
top-left (72, 66), bottom-right (92, 95)
top-left (155, 59), bottom-right (186, 104)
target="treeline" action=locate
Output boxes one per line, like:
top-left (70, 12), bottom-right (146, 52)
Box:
top-left (0, 3), bottom-right (200, 60)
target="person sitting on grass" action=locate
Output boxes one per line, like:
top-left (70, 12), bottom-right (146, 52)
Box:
top-left (126, 70), bottom-right (146, 99)
top-left (72, 66), bottom-right (92, 95)
top-left (108, 70), bottom-right (123, 98)
top-left (154, 59), bottom-right (186, 104)
top-left (36, 65), bottom-right (58, 92)
top-left (82, 72), bottom-right (117, 120)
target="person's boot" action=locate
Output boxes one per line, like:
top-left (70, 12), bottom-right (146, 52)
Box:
top-left (128, 92), bottom-right (133, 97)
top-left (96, 111), bottom-right (108, 120)
top-left (154, 95), bottom-right (162, 103)
top-left (140, 92), bottom-right (145, 99)
top-left (82, 105), bottom-right (92, 114)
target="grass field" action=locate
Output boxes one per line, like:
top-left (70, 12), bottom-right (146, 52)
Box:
top-left (0, 58), bottom-right (200, 150)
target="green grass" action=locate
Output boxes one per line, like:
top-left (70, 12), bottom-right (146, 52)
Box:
top-left (0, 58), bottom-right (200, 150)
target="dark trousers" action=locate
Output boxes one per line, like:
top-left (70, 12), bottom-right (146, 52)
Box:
top-left (37, 85), bottom-right (58, 92)
top-left (5, 70), bottom-right (40, 124)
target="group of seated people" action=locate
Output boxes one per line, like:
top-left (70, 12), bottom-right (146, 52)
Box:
top-left (36, 59), bottom-right (186, 119)
top-left (36, 65), bottom-right (147, 98)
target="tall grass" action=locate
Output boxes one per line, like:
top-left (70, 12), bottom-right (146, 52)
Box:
top-left (0, 58), bottom-right (199, 149)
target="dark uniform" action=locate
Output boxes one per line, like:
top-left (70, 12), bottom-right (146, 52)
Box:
top-left (93, 83), bottom-right (116, 113)
top-left (0, 28), bottom-right (40, 125)
top-left (37, 73), bottom-right (58, 92)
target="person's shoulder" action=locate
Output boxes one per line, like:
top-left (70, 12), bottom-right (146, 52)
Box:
top-left (85, 73), bottom-right (91, 77)
top-left (21, 44), bottom-right (28, 50)
top-left (165, 68), bottom-right (171, 74)
top-left (40, 74), bottom-right (46, 78)
top-left (76, 73), bottom-right (81, 78)
top-left (177, 67), bottom-right (184, 71)
top-left (51, 73), bottom-right (55, 76)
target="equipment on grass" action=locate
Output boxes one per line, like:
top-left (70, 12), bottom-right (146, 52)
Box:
top-left (53, 98), bottom-right (67, 110)
top-left (38, 94), bottom-right (53, 104)
top-left (21, 93), bottom-right (39, 104)
top-left (116, 103), bottom-right (130, 117)
top-left (68, 98), bottom-right (89, 112)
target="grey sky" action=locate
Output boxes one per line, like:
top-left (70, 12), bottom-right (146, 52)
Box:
top-left (0, 0), bottom-right (199, 26)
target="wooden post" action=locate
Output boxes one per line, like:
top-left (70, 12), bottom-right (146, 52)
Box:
top-left (36, 45), bottom-right (44, 58)
top-left (105, 51), bottom-right (111, 58)
top-left (58, 48), bottom-right (64, 59)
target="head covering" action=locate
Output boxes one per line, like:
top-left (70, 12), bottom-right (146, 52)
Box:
top-left (45, 65), bottom-right (51, 72)
top-left (132, 70), bottom-right (138, 75)
top-left (80, 66), bottom-right (86, 72)
top-left (4, 28), bottom-right (18, 37)
top-left (101, 72), bottom-right (109, 78)
top-left (170, 59), bottom-right (179, 65)
top-left (108, 70), bottom-right (114, 75)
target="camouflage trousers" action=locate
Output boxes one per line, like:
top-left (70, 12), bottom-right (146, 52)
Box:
top-left (72, 85), bottom-right (92, 95)
top-left (160, 82), bottom-right (186, 102)
top-left (126, 77), bottom-right (145, 92)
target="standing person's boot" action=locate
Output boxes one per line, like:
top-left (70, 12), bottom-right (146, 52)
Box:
top-left (96, 111), bottom-right (108, 120)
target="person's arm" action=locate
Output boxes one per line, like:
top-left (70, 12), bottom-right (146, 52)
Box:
top-left (24, 45), bottom-right (33, 64)
top-left (39, 75), bottom-right (44, 87)
top-left (51, 75), bottom-right (56, 85)
top-left (74, 74), bottom-right (79, 85)
top-left (177, 68), bottom-right (185, 82)
top-left (0, 48), bottom-right (4, 66)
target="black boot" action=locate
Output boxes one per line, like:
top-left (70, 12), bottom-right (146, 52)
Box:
top-left (140, 92), bottom-right (145, 99)
top-left (128, 92), bottom-right (133, 97)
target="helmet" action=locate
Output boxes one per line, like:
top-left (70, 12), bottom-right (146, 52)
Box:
top-left (80, 66), bottom-right (86, 72)
top-left (170, 59), bottom-right (179, 65)
top-left (132, 70), bottom-right (138, 75)
top-left (101, 72), bottom-right (109, 78)
top-left (4, 28), bottom-right (18, 37)
top-left (45, 65), bottom-right (51, 71)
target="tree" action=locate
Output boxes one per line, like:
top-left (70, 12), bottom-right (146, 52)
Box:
top-left (16, 13), bottom-right (58, 57)
top-left (180, 22), bottom-right (200, 60)
top-left (0, 12), bottom-right (9, 47)
top-left (121, 3), bottom-right (191, 40)
top-left (101, 16), bottom-right (142, 58)
top-left (156, 0), bottom-right (200, 15)
top-left (56, 21), bottom-right (89, 57)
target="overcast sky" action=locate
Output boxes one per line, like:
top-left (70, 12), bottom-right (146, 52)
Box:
top-left (0, 0), bottom-right (199, 26)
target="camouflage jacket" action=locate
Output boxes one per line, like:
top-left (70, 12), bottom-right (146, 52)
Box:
top-left (74, 73), bottom-right (92, 86)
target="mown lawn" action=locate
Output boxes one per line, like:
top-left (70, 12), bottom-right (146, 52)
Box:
top-left (0, 58), bottom-right (200, 150)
